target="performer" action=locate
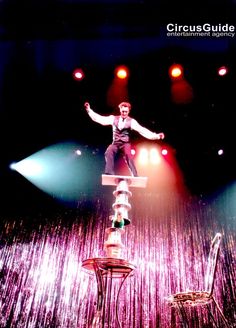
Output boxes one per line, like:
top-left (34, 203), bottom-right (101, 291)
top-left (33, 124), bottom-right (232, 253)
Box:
top-left (84, 101), bottom-right (165, 176)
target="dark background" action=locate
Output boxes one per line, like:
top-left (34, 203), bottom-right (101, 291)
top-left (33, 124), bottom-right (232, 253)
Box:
top-left (0, 0), bottom-right (236, 215)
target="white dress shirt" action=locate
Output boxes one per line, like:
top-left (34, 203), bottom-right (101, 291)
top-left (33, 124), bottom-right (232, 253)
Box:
top-left (87, 109), bottom-right (161, 140)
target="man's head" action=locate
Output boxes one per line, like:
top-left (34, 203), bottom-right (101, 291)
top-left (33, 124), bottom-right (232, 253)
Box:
top-left (118, 102), bottom-right (131, 119)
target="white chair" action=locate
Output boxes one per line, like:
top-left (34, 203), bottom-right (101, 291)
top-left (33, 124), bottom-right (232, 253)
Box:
top-left (167, 233), bottom-right (231, 328)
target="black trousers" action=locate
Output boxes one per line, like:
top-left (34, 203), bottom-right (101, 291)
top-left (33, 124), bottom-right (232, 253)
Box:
top-left (104, 142), bottom-right (138, 176)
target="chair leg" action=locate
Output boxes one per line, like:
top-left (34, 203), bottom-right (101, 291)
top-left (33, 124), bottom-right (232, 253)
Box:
top-left (206, 303), bottom-right (220, 328)
top-left (211, 296), bottom-right (231, 328)
top-left (176, 302), bottom-right (190, 328)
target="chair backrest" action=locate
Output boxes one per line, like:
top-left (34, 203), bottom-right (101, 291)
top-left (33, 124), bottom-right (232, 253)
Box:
top-left (204, 232), bottom-right (222, 295)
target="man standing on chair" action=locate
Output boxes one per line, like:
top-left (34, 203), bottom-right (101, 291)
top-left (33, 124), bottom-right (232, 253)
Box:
top-left (84, 101), bottom-right (165, 176)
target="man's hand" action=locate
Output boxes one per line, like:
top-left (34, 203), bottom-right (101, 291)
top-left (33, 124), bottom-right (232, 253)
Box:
top-left (156, 132), bottom-right (165, 140)
top-left (84, 102), bottom-right (90, 112)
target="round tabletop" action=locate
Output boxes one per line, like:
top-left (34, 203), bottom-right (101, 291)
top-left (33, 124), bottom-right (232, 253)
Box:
top-left (82, 257), bottom-right (136, 278)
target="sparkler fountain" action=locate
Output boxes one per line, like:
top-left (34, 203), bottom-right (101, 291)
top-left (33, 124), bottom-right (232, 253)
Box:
top-left (82, 174), bottom-right (148, 327)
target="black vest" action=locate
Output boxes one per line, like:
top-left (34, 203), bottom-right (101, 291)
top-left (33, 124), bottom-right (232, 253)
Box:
top-left (112, 116), bottom-right (132, 143)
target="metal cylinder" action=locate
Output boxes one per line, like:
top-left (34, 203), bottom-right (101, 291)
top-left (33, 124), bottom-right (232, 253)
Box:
top-left (104, 227), bottom-right (124, 258)
top-left (112, 179), bottom-right (132, 225)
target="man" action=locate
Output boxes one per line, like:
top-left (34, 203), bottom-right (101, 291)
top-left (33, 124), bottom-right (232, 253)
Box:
top-left (84, 101), bottom-right (164, 176)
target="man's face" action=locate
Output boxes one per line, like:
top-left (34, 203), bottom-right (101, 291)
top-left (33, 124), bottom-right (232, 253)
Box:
top-left (120, 105), bottom-right (130, 119)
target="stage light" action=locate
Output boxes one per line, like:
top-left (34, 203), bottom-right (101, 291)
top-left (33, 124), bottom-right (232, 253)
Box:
top-left (161, 148), bottom-right (168, 156)
top-left (115, 65), bottom-right (129, 79)
top-left (218, 149), bottom-right (224, 156)
top-left (10, 159), bottom-right (43, 177)
top-left (10, 142), bottom-right (102, 202)
top-left (131, 148), bottom-right (136, 156)
top-left (138, 148), bottom-right (149, 165)
top-left (75, 149), bottom-right (82, 156)
top-left (169, 64), bottom-right (183, 79)
top-left (107, 65), bottom-right (129, 107)
top-left (137, 147), bottom-right (163, 166)
top-left (72, 68), bottom-right (85, 81)
top-left (149, 148), bottom-right (161, 165)
top-left (9, 162), bottom-right (17, 170)
top-left (170, 76), bottom-right (193, 104)
top-left (218, 66), bottom-right (228, 76)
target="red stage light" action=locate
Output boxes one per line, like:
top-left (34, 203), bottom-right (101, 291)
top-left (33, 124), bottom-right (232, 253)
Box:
top-left (72, 68), bottom-right (85, 81)
top-left (161, 149), bottom-right (168, 156)
top-left (169, 64), bottom-right (183, 79)
top-left (115, 66), bottom-right (129, 79)
top-left (218, 66), bottom-right (228, 76)
top-left (131, 149), bottom-right (136, 156)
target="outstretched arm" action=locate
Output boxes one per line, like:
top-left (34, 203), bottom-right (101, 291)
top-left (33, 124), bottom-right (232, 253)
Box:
top-left (131, 119), bottom-right (165, 140)
top-left (84, 102), bottom-right (114, 126)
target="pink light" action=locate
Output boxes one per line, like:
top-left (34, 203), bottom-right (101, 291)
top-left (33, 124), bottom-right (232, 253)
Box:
top-left (0, 196), bottom-right (234, 327)
top-left (218, 66), bottom-right (228, 76)
top-left (161, 148), bottom-right (168, 156)
top-left (72, 68), bottom-right (85, 81)
top-left (131, 149), bottom-right (136, 156)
